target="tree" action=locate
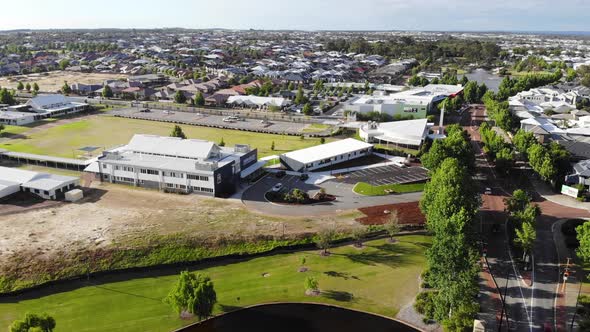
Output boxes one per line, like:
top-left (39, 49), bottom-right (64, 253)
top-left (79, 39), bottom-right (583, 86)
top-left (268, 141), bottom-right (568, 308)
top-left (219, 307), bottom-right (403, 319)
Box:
top-left (352, 226), bottom-right (368, 247)
top-left (174, 90), bottom-right (187, 104)
top-left (315, 228), bottom-right (336, 255)
top-left (33, 82), bottom-right (40, 93)
top-left (302, 103), bottom-right (312, 115)
top-left (218, 137), bottom-right (225, 147)
top-left (463, 81), bottom-right (478, 104)
top-left (576, 221), bottom-right (590, 264)
top-left (16, 81), bottom-right (24, 91)
top-left (0, 88), bottom-right (16, 105)
top-left (25, 83), bottom-right (31, 92)
top-left (477, 83), bottom-right (488, 102)
top-left (102, 85), bottom-right (113, 98)
top-left (9, 312), bottom-right (56, 332)
top-left (504, 189), bottom-right (531, 216)
top-left (194, 92), bottom-right (205, 106)
top-left (304, 276), bottom-right (319, 293)
top-left (58, 59), bottom-right (70, 70)
top-left (294, 85), bottom-right (306, 105)
top-left (421, 127), bottom-right (475, 173)
top-left (515, 221), bottom-right (536, 263)
top-left (385, 210), bottom-right (401, 242)
top-left (270, 141), bottom-right (275, 151)
top-left (165, 271), bottom-right (217, 320)
top-left (61, 81), bottom-right (72, 95)
top-left (320, 137), bottom-right (325, 144)
top-left (513, 130), bottom-right (537, 156)
top-left (170, 125), bottom-right (187, 139)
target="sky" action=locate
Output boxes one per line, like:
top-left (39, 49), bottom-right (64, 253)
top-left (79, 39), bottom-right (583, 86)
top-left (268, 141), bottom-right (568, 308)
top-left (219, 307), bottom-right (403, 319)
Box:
top-left (1, 0), bottom-right (590, 32)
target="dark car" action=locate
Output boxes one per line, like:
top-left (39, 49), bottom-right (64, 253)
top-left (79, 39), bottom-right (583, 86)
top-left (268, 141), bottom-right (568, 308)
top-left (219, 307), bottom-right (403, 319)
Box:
top-left (275, 170), bottom-right (286, 178)
top-left (299, 173), bottom-right (309, 181)
top-left (140, 108), bottom-right (151, 113)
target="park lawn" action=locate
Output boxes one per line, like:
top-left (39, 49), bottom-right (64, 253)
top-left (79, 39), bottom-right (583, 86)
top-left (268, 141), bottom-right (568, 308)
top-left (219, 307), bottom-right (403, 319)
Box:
top-left (0, 116), bottom-right (333, 158)
top-left (353, 181), bottom-right (425, 196)
top-left (0, 235), bottom-right (430, 332)
top-left (0, 125), bottom-right (30, 137)
top-left (302, 123), bottom-right (331, 133)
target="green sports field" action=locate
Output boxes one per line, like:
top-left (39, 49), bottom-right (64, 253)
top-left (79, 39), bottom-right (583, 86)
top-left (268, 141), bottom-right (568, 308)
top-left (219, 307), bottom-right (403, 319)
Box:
top-left (0, 116), bottom-right (332, 158)
top-left (0, 235), bottom-right (430, 332)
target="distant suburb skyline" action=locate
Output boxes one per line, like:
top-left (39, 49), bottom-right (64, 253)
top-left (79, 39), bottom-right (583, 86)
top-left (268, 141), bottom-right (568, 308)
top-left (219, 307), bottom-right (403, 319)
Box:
top-left (1, 0), bottom-right (590, 32)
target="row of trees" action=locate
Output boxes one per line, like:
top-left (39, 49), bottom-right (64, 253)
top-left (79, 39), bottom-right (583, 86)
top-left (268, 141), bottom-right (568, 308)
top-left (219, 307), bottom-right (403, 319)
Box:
top-left (479, 122), bottom-right (514, 174)
top-left (505, 190), bottom-right (541, 269)
top-left (16, 81), bottom-right (40, 93)
top-left (417, 125), bottom-right (480, 330)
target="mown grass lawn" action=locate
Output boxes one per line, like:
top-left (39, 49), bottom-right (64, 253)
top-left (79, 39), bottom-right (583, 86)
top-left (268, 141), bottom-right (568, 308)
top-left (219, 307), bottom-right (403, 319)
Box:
top-left (0, 116), bottom-right (333, 158)
top-left (0, 125), bottom-right (30, 137)
top-left (301, 123), bottom-right (331, 133)
top-left (353, 182), bottom-right (425, 196)
top-left (0, 235), bottom-right (430, 332)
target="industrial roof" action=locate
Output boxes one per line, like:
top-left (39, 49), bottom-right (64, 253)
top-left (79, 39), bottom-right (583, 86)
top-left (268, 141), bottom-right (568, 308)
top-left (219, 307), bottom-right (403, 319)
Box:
top-left (363, 118), bottom-right (430, 146)
top-left (0, 166), bottom-right (78, 191)
top-left (281, 138), bottom-right (373, 164)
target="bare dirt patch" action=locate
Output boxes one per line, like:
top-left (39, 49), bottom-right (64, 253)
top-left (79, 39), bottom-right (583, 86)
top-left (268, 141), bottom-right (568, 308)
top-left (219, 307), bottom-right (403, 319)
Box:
top-left (0, 182), bottom-right (361, 267)
top-left (0, 71), bottom-right (127, 93)
top-left (355, 201), bottom-right (425, 226)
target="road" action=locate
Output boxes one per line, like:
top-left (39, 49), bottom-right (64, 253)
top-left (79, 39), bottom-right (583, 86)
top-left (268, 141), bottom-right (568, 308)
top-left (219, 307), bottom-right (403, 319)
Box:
top-left (466, 105), bottom-right (590, 331)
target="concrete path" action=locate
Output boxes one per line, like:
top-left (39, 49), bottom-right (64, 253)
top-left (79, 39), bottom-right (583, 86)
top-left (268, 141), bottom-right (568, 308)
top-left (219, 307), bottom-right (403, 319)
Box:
top-left (531, 178), bottom-right (590, 212)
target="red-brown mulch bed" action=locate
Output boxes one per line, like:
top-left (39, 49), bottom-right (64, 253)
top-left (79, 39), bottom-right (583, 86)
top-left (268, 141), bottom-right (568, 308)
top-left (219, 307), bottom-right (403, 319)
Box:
top-left (355, 201), bottom-right (425, 226)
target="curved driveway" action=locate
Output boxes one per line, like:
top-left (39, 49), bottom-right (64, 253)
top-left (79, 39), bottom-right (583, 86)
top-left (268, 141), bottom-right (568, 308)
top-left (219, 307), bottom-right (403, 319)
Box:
top-left (241, 174), bottom-right (422, 217)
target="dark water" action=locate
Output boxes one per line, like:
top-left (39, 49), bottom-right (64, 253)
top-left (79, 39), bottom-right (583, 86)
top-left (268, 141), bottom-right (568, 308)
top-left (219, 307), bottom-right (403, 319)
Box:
top-left (465, 68), bottom-right (502, 92)
top-left (178, 303), bottom-right (420, 332)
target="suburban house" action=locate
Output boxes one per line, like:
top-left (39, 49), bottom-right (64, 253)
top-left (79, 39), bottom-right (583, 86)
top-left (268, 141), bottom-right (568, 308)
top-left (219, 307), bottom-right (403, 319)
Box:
top-left (0, 166), bottom-right (79, 200)
top-left (280, 138), bottom-right (373, 172)
top-left (88, 134), bottom-right (261, 197)
top-left (565, 159), bottom-right (590, 189)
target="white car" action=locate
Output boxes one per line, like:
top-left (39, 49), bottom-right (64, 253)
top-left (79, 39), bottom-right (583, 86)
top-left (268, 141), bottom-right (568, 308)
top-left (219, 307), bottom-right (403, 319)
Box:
top-left (272, 183), bottom-right (283, 192)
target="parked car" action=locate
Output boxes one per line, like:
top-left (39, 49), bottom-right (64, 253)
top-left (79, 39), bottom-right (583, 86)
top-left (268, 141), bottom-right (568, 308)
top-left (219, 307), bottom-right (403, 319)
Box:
top-left (140, 108), bottom-right (151, 113)
top-left (484, 187), bottom-right (492, 195)
top-left (272, 183), bottom-right (283, 192)
top-left (299, 173), bottom-right (309, 181)
top-left (275, 170), bottom-right (286, 178)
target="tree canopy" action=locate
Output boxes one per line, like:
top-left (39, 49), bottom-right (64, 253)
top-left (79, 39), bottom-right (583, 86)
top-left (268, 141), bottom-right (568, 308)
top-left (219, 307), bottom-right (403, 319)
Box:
top-left (165, 271), bottom-right (217, 320)
top-left (9, 313), bottom-right (56, 332)
top-left (170, 125), bottom-right (187, 139)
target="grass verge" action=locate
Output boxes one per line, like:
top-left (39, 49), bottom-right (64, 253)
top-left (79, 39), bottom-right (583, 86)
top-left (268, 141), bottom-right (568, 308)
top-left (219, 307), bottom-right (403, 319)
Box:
top-left (353, 182), bottom-right (425, 196)
top-left (0, 235), bottom-right (430, 332)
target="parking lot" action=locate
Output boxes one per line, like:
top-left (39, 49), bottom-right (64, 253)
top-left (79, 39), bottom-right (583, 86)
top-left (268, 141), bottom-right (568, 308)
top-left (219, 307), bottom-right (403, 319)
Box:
top-left (109, 108), bottom-right (314, 135)
top-left (339, 165), bottom-right (429, 186)
top-left (241, 172), bottom-right (423, 217)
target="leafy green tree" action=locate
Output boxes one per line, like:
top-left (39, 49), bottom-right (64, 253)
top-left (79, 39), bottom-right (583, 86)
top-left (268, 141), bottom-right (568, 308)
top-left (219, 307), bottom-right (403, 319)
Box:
top-left (102, 85), bottom-right (113, 98)
top-left (477, 83), bottom-right (488, 102)
top-left (0, 88), bottom-right (16, 105)
top-left (58, 59), bottom-right (70, 70)
top-left (515, 221), bottom-right (536, 261)
top-left (352, 226), bottom-right (368, 247)
top-left (174, 90), bottom-right (187, 104)
top-left (421, 128), bottom-right (475, 173)
top-left (463, 81), bottom-right (478, 103)
top-left (320, 137), bottom-right (325, 144)
top-left (315, 228), bottom-right (336, 255)
top-left (459, 76), bottom-right (469, 86)
top-left (304, 276), bottom-right (319, 292)
top-left (408, 75), bottom-right (421, 86)
top-left (302, 103), bottom-right (312, 115)
top-left (218, 137), bottom-right (225, 147)
top-left (9, 312), bottom-right (56, 332)
top-left (170, 125), bottom-right (187, 139)
top-left (194, 92), bottom-right (205, 106)
top-left (294, 85), bottom-right (306, 105)
top-left (25, 82), bottom-right (31, 92)
top-left (504, 189), bottom-right (531, 215)
top-left (513, 130), bottom-right (537, 156)
top-left (270, 141), bottom-right (275, 151)
top-left (33, 82), bottom-right (40, 92)
top-left (16, 82), bottom-right (24, 91)
top-left (61, 81), bottom-right (71, 94)
top-left (576, 221), bottom-right (590, 264)
top-left (165, 271), bottom-right (217, 320)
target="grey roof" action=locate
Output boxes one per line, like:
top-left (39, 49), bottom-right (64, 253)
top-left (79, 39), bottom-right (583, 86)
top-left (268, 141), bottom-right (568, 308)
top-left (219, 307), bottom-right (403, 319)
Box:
top-left (101, 150), bottom-right (230, 174)
top-left (124, 134), bottom-right (220, 160)
top-left (558, 140), bottom-right (590, 160)
top-left (0, 150), bottom-right (92, 166)
top-left (573, 160), bottom-right (590, 177)
top-left (21, 173), bottom-right (78, 191)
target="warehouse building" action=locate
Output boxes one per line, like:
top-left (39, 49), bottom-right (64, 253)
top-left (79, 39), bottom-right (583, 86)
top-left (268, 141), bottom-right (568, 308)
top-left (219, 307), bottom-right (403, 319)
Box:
top-left (359, 118), bottom-right (431, 150)
top-left (0, 166), bottom-right (79, 200)
top-left (279, 138), bottom-right (373, 172)
top-left (90, 134), bottom-right (260, 197)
